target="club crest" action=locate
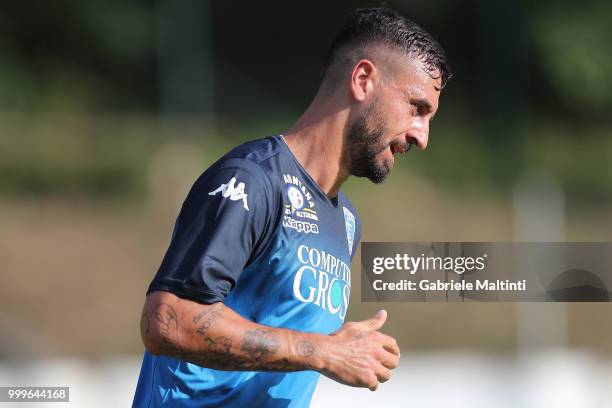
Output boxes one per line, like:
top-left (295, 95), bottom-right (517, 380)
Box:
top-left (343, 206), bottom-right (355, 256)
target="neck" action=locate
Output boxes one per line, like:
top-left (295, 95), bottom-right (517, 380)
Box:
top-left (283, 92), bottom-right (351, 198)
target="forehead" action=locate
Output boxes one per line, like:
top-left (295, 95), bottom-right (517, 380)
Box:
top-left (382, 53), bottom-right (441, 101)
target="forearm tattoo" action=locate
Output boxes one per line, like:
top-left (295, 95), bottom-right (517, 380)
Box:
top-left (241, 329), bottom-right (281, 361)
top-left (151, 303), bottom-right (181, 354)
top-left (193, 302), bottom-right (224, 336)
top-left (146, 301), bottom-right (316, 371)
top-left (297, 340), bottom-right (315, 357)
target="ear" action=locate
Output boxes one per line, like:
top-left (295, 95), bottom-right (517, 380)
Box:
top-left (349, 59), bottom-right (377, 102)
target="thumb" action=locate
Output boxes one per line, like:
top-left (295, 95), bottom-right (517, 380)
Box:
top-left (361, 309), bottom-right (387, 331)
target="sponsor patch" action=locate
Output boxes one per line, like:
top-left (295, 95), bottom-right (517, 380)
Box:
top-left (282, 174), bottom-right (320, 232)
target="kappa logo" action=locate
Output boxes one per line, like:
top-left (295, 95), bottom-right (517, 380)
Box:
top-left (283, 216), bottom-right (319, 234)
top-left (343, 207), bottom-right (355, 256)
top-left (208, 177), bottom-right (249, 211)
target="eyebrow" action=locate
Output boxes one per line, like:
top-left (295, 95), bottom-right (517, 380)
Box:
top-left (410, 98), bottom-right (436, 119)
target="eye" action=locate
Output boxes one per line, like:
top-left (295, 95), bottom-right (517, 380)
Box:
top-left (415, 103), bottom-right (429, 116)
top-left (407, 98), bottom-right (434, 118)
top-left (408, 102), bottom-right (419, 116)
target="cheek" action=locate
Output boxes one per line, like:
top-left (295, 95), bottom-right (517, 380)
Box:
top-left (385, 104), bottom-right (412, 132)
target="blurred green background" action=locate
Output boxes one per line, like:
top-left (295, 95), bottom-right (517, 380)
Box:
top-left (1, 0), bottom-right (611, 364)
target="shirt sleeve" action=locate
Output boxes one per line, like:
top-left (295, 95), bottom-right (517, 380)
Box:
top-left (147, 158), bottom-right (276, 304)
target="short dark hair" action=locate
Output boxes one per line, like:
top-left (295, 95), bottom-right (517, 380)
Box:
top-left (322, 7), bottom-right (452, 89)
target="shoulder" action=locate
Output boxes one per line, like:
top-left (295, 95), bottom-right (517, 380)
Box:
top-left (185, 136), bottom-right (286, 215)
top-left (223, 135), bottom-right (285, 166)
top-left (206, 136), bottom-right (285, 191)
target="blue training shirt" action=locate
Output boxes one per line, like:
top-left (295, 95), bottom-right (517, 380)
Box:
top-left (133, 135), bottom-right (361, 407)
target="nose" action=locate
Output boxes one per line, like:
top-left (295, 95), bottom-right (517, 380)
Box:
top-left (409, 122), bottom-right (429, 150)
top-left (416, 115), bottom-right (431, 150)
top-left (414, 130), bottom-right (429, 150)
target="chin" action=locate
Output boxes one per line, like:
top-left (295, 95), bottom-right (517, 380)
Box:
top-left (366, 160), bottom-right (391, 184)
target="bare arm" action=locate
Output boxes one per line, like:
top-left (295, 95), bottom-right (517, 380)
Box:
top-left (141, 290), bottom-right (400, 390)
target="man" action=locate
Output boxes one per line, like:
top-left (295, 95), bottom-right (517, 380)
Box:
top-left (134, 7), bottom-right (450, 407)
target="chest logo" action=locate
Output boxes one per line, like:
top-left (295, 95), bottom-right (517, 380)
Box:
top-left (343, 207), bottom-right (355, 256)
top-left (287, 186), bottom-right (304, 209)
top-left (282, 174), bottom-right (320, 233)
top-left (208, 177), bottom-right (249, 211)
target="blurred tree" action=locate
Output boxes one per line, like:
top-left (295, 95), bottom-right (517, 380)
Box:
top-left (530, 0), bottom-right (612, 117)
top-left (0, 1), bottom-right (157, 112)
top-left (0, 0), bottom-right (609, 205)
